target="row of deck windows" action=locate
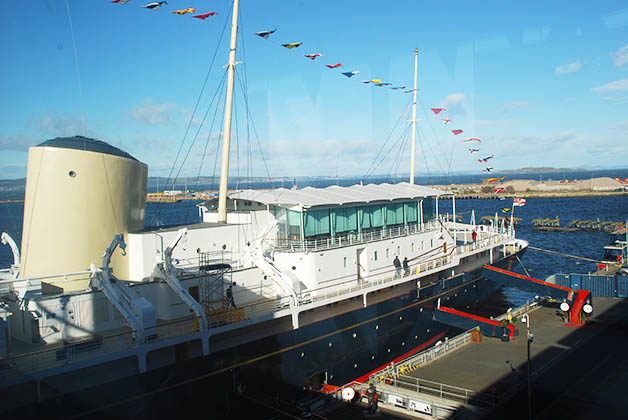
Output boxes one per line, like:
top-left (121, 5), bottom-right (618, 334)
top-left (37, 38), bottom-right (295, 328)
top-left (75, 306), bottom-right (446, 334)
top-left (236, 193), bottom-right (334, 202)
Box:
top-left (275, 198), bottom-right (437, 242)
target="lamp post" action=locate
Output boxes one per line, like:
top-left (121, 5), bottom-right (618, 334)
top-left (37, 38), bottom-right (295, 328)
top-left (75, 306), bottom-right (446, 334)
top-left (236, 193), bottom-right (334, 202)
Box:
top-left (521, 313), bottom-right (534, 420)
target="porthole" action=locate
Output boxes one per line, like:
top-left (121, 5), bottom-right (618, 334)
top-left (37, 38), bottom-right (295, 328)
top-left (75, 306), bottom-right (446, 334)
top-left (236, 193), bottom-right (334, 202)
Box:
top-left (354, 363), bottom-right (358, 368)
top-left (420, 308), bottom-right (423, 312)
top-left (375, 325), bottom-right (379, 330)
top-left (427, 328), bottom-right (430, 333)
top-left (371, 355), bottom-right (375, 360)
top-left (399, 316), bottom-right (403, 321)
top-left (352, 332), bottom-right (357, 338)
top-left (68, 170), bottom-right (76, 178)
top-left (415, 335), bottom-right (418, 340)
top-left (329, 342), bottom-right (333, 347)
top-left (300, 352), bottom-right (304, 358)
top-left (387, 348), bottom-right (391, 353)
top-left (401, 341), bottom-right (405, 346)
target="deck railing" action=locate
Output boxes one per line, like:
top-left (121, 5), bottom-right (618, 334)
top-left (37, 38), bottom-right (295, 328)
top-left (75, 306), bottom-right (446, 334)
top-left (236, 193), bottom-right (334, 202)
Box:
top-left (0, 226), bottom-right (518, 383)
top-left (272, 220), bottom-right (441, 252)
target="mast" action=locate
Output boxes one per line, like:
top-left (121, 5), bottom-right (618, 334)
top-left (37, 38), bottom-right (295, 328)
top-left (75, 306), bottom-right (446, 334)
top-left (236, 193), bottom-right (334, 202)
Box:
top-left (410, 48), bottom-right (418, 185)
top-left (217, 0), bottom-right (240, 223)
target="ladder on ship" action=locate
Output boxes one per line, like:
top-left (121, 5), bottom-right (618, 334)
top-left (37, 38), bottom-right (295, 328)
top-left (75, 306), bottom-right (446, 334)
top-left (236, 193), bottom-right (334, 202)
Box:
top-left (198, 252), bottom-right (234, 321)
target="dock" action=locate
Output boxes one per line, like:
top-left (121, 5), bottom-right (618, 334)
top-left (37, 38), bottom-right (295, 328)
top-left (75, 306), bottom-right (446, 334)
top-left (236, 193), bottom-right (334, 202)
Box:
top-left (361, 296), bottom-right (628, 419)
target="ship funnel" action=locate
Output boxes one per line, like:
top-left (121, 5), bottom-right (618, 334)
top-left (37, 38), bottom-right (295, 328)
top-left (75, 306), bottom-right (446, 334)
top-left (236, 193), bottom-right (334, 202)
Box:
top-left (19, 136), bottom-right (147, 292)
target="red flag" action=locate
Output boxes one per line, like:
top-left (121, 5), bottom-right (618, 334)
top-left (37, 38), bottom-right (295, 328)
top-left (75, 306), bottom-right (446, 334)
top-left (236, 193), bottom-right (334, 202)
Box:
top-left (193, 12), bottom-right (218, 20)
top-left (326, 63), bottom-right (342, 69)
top-left (451, 129), bottom-right (463, 135)
top-left (493, 187), bottom-right (504, 193)
top-left (431, 108), bottom-right (446, 115)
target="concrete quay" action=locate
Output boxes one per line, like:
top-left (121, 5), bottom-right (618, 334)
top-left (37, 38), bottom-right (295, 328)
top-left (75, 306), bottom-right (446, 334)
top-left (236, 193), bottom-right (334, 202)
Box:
top-left (375, 296), bottom-right (628, 419)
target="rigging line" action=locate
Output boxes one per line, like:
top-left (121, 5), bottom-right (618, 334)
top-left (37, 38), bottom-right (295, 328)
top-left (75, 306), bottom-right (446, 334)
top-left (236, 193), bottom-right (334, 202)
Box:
top-left (64, 0), bottom-right (83, 109)
top-left (174, 71), bottom-right (228, 182)
top-left (361, 96), bottom-right (413, 181)
top-left (416, 123), bottom-right (447, 176)
top-left (361, 96), bottom-right (414, 182)
top-left (183, 80), bottom-right (229, 224)
top-left (416, 122), bottom-right (431, 181)
top-left (211, 91), bottom-right (228, 195)
top-left (384, 124), bottom-right (412, 182)
top-left (150, 71), bottom-right (228, 226)
top-left (162, 5), bottom-right (231, 195)
top-left (417, 98), bottom-right (453, 177)
top-left (236, 77), bottom-right (274, 193)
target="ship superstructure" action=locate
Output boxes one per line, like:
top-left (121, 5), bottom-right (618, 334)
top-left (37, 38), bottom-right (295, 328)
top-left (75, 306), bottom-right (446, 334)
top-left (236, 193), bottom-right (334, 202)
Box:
top-left (0, 139), bottom-right (526, 413)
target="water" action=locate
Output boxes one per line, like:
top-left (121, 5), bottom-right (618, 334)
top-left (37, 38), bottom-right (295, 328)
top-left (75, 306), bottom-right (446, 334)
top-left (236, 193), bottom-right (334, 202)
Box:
top-left (2, 186), bottom-right (627, 303)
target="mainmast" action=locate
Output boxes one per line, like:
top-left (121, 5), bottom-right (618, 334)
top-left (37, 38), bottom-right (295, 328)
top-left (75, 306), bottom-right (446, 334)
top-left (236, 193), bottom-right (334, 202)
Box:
top-left (410, 48), bottom-right (418, 185)
top-left (217, 0), bottom-right (240, 223)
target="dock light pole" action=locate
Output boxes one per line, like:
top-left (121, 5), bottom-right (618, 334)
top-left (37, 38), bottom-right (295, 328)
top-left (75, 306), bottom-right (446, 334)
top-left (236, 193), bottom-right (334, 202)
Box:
top-left (521, 313), bottom-right (534, 420)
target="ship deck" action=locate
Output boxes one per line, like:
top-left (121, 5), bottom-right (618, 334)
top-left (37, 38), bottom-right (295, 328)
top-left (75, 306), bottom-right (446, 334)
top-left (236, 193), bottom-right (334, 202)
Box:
top-left (369, 296), bottom-right (628, 419)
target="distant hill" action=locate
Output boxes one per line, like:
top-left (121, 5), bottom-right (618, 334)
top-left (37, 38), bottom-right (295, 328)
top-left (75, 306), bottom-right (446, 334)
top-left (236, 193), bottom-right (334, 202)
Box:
top-left (498, 167), bottom-right (587, 174)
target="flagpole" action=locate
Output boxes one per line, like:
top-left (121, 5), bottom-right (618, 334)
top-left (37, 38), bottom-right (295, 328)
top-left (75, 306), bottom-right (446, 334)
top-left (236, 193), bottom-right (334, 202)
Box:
top-left (511, 198), bottom-right (516, 235)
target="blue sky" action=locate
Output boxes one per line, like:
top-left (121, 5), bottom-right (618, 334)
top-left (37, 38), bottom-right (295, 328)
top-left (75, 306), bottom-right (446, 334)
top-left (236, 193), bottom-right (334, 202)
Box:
top-left (1, 1), bottom-right (627, 180)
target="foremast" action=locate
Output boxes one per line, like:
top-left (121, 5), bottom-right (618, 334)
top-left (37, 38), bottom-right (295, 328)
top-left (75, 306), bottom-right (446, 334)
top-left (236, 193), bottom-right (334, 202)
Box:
top-left (218, 0), bottom-right (240, 223)
top-left (410, 48), bottom-right (418, 185)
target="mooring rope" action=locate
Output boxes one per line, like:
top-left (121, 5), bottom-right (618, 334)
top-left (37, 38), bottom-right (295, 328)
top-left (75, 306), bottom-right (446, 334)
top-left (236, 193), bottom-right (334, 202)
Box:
top-left (527, 246), bottom-right (601, 263)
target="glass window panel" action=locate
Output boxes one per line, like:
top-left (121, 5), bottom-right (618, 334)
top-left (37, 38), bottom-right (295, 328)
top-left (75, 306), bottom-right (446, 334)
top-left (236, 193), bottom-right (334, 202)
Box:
top-left (335, 207), bottom-right (357, 233)
top-left (371, 205), bottom-right (384, 227)
top-left (406, 202), bottom-right (418, 223)
top-left (422, 198), bottom-right (434, 222)
top-left (304, 209), bottom-right (330, 237)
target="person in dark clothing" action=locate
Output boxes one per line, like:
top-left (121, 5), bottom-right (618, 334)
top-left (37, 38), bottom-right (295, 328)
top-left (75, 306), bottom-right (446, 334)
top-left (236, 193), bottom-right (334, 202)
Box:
top-left (226, 282), bottom-right (236, 308)
top-left (472, 230), bottom-right (477, 243)
top-left (403, 257), bottom-right (410, 276)
top-left (366, 383), bottom-right (378, 414)
top-left (393, 256), bottom-right (401, 278)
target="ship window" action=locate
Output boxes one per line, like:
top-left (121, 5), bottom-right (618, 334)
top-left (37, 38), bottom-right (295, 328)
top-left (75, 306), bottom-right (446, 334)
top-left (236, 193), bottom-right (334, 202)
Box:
top-left (411, 243), bottom-right (415, 252)
top-left (385, 203), bottom-right (404, 226)
top-left (334, 207), bottom-right (357, 233)
top-left (406, 202), bottom-right (418, 223)
top-left (374, 251), bottom-right (378, 261)
top-left (431, 239), bottom-right (434, 248)
top-left (422, 197), bottom-right (435, 222)
top-left (386, 248), bottom-right (389, 258)
top-left (304, 209), bottom-right (330, 237)
top-left (343, 257), bottom-right (347, 268)
top-left (360, 205), bottom-right (384, 229)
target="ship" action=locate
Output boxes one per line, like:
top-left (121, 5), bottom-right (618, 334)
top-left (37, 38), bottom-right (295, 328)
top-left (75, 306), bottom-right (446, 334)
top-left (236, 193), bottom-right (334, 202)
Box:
top-left (0, 1), bottom-right (528, 417)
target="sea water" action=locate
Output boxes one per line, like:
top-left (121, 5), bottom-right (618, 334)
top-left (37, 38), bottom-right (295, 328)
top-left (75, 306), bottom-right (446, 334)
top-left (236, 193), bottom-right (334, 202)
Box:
top-left (2, 188), bottom-right (627, 307)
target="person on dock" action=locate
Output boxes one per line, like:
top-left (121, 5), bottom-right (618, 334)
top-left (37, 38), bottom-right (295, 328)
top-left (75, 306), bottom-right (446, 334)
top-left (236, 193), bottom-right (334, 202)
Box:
top-left (403, 257), bottom-right (410, 277)
top-left (366, 383), bottom-right (379, 414)
top-left (393, 256), bottom-right (401, 278)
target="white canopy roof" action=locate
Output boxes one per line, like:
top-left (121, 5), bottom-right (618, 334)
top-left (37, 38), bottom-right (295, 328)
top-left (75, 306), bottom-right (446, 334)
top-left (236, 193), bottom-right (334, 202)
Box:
top-left (227, 182), bottom-right (451, 209)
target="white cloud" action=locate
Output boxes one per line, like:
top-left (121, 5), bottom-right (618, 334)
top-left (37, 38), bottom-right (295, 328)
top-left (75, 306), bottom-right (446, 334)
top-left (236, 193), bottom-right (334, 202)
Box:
top-left (0, 134), bottom-right (37, 151)
top-left (502, 101), bottom-right (529, 113)
top-left (130, 99), bottom-right (177, 127)
top-left (439, 93), bottom-right (467, 115)
top-left (555, 60), bottom-right (582, 75)
top-left (28, 111), bottom-right (89, 137)
top-left (522, 26), bottom-right (551, 45)
top-left (591, 79), bottom-right (628, 92)
top-left (613, 44), bottom-right (628, 67)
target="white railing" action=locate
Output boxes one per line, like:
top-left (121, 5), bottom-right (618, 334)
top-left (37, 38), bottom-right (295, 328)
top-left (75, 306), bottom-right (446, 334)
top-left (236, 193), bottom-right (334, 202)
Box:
top-left (0, 223), bottom-right (518, 382)
top-left (273, 220), bottom-right (441, 252)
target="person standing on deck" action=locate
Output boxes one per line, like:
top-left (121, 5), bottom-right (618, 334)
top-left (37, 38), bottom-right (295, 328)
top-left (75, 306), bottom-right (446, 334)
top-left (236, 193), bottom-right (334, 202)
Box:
top-left (403, 257), bottom-right (410, 277)
top-left (393, 256), bottom-right (401, 278)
